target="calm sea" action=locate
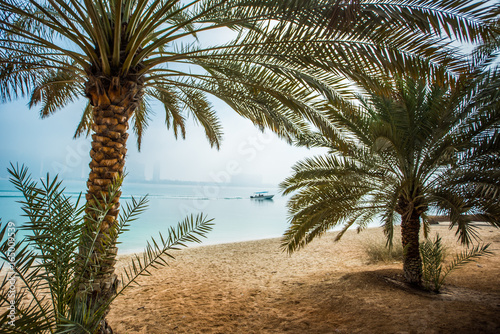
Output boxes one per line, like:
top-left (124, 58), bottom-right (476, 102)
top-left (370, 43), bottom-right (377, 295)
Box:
top-left (0, 179), bottom-right (289, 254)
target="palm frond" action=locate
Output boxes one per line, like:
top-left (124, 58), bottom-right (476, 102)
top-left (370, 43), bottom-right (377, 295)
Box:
top-left (0, 165), bottom-right (213, 332)
top-left (119, 213), bottom-right (213, 290)
top-left (420, 234), bottom-right (492, 292)
top-left (177, 86), bottom-right (223, 149)
top-left (28, 67), bottom-right (84, 118)
top-left (73, 102), bottom-right (93, 139)
top-left (130, 98), bottom-right (152, 151)
top-left (148, 84), bottom-right (186, 140)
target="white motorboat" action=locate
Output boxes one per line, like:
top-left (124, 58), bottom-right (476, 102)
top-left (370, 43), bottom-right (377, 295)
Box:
top-left (250, 191), bottom-right (274, 200)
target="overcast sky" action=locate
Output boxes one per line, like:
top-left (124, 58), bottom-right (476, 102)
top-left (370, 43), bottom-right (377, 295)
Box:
top-left (0, 95), bottom-right (325, 186)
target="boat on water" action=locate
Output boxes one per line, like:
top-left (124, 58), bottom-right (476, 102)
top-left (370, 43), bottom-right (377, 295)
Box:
top-left (250, 191), bottom-right (274, 200)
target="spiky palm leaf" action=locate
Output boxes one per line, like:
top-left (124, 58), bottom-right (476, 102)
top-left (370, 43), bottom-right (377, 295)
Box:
top-left (420, 234), bottom-right (492, 292)
top-left (0, 0), bottom-right (495, 145)
top-left (0, 165), bottom-right (213, 333)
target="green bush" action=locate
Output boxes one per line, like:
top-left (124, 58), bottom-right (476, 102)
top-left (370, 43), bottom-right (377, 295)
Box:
top-left (420, 234), bottom-right (492, 292)
top-left (0, 165), bottom-right (213, 333)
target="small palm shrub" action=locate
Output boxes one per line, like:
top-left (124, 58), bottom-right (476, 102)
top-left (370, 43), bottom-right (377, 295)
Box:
top-left (0, 165), bottom-right (213, 333)
top-left (420, 234), bottom-right (492, 292)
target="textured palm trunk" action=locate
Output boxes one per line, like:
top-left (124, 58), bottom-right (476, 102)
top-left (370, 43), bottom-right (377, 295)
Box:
top-left (400, 208), bottom-right (422, 285)
top-left (78, 76), bottom-right (143, 332)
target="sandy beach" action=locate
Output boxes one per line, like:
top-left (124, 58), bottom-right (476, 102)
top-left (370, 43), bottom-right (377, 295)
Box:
top-left (108, 225), bottom-right (500, 333)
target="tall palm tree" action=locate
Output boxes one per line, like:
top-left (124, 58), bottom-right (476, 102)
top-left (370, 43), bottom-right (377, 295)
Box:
top-left (0, 0), bottom-right (495, 319)
top-left (280, 73), bottom-right (500, 285)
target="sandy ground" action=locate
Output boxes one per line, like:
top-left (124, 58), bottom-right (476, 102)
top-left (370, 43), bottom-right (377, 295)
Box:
top-left (108, 225), bottom-right (500, 333)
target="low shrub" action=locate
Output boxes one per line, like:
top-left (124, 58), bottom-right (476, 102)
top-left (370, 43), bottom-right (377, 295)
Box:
top-left (363, 238), bottom-right (404, 264)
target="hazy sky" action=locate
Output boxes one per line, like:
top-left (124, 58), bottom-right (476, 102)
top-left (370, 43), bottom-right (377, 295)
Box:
top-left (0, 24), bottom-right (328, 187)
top-left (0, 95), bottom-right (325, 186)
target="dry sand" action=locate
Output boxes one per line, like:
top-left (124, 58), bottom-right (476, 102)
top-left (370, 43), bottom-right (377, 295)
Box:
top-left (108, 225), bottom-right (500, 333)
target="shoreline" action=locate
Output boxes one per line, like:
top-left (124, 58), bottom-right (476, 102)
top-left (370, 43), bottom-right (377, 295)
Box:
top-left (115, 221), bottom-right (495, 256)
top-left (116, 234), bottom-right (287, 256)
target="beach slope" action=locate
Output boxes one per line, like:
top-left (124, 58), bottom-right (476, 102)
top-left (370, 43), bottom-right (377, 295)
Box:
top-left (108, 225), bottom-right (500, 333)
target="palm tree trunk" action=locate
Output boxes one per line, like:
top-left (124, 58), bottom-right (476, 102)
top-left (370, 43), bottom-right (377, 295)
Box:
top-left (401, 208), bottom-right (422, 285)
top-left (78, 76), bottom-right (143, 329)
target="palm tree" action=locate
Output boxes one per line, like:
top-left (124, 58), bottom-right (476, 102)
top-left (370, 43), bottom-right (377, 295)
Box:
top-left (280, 73), bottom-right (500, 285)
top-left (0, 0), bottom-right (494, 316)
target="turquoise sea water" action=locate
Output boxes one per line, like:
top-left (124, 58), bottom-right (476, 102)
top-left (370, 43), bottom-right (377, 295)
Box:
top-left (0, 179), bottom-right (289, 254)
